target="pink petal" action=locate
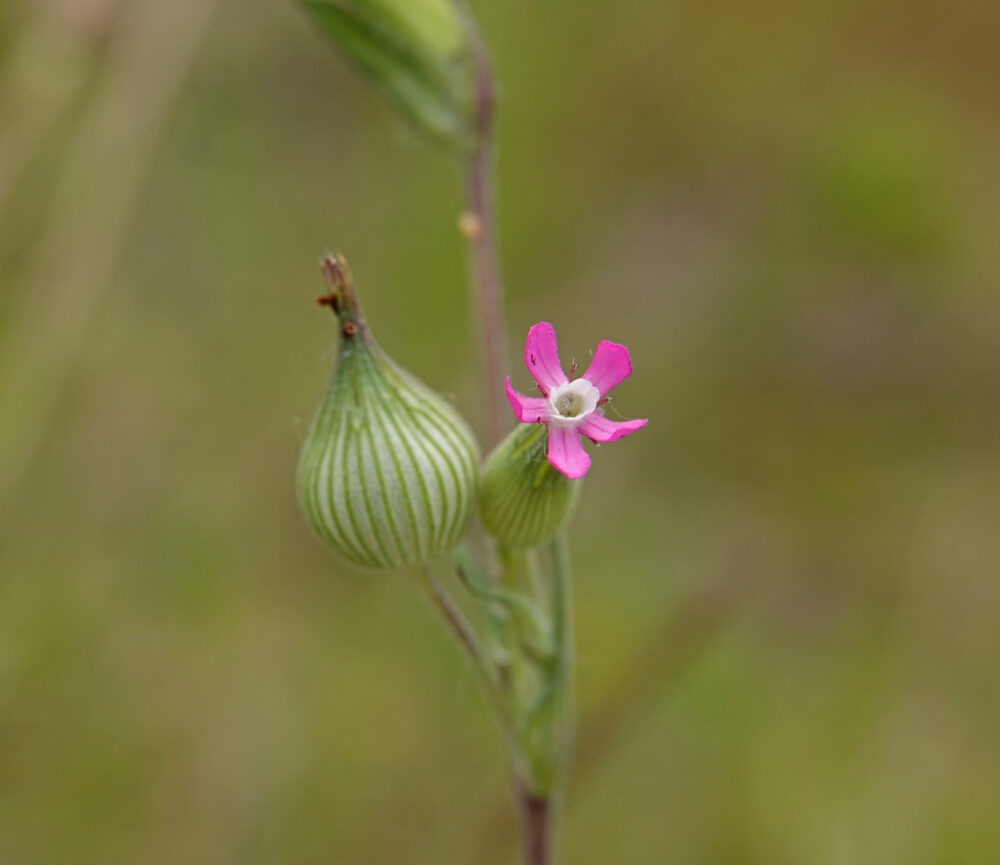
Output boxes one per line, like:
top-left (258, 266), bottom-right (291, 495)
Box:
top-left (547, 425), bottom-right (591, 479)
top-left (581, 340), bottom-right (632, 396)
top-left (579, 413), bottom-right (648, 443)
top-left (524, 322), bottom-right (568, 393)
top-left (505, 377), bottom-right (549, 423)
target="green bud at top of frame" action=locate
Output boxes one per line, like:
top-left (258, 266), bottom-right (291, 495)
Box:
top-left (302, 0), bottom-right (482, 151)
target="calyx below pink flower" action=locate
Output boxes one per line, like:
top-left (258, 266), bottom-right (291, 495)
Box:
top-left (505, 322), bottom-right (648, 479)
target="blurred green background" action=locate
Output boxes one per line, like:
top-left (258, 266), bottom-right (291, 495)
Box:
top-left (2, 0), bottom-right (999, 862)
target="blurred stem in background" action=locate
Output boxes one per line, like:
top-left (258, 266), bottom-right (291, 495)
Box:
top-left (0, 1), bottom-right (105, 217)
top-left (0, 0), bottom-right (220, 522)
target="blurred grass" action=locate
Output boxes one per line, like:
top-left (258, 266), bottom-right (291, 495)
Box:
top-left (1, 0), bottom-right (999, 863)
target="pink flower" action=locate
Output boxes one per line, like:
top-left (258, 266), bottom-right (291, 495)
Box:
top-left (505, 322), bottom-right (648, 479)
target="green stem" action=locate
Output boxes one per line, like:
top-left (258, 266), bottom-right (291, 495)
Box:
top-left (512, 533), bottom-right (574, 864)
top-left (444, 534), bottom-right (574, 864)
top-left (550, 532), bottom-right (572, 708)
top-left (414, 566), bottom-right (514, 741)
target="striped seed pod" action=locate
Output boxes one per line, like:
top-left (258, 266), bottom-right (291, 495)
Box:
top-left (298, 255), bottom-right (479, 570)
top-left (479, 422), bottom-right (581, 550)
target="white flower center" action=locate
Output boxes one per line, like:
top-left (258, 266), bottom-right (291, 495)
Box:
top-left (547, 379), bottom-right (599, 428)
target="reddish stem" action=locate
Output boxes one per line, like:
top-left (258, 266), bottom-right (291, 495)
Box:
top-left (517, 783), bottom-right (554, 865)
top-left (465, 37), bottom-right (507, 447)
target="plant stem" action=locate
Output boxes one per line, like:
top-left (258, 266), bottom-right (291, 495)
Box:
top-left (415, 567), bottom-right (514, 740)
top-left (550, 532), bottom-right (573, 709)
top-left (464, 30), bottom-right (507, 447)
top-left (516, 781), bottom-right (553, 865)
top-left (515, 532), bottom-right (573, 865)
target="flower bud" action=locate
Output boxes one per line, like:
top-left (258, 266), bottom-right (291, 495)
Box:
top-left (298, 255), bottom-right (479, 570)
top-left (479, 423), bottom-right (581, 550)
top-left (302, 0), bottom-right (479, 152)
